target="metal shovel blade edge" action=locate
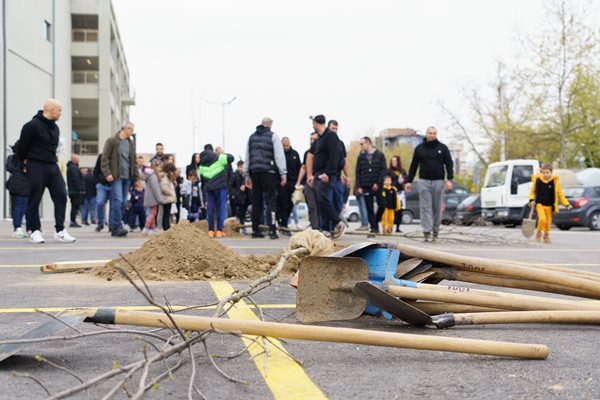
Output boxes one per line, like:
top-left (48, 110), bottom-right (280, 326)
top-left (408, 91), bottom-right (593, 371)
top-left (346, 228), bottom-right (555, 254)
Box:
top-left (0, 309), bottom-right (93, 363)
top-left (352, 281), bottom-right (433, 326)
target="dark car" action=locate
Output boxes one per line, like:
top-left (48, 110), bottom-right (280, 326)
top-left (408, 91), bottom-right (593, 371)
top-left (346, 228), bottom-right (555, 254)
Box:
top-left (455, 194), bottom-right (482, 225)
top-left (553, 186), bottom-right (600, 231)
top-left (403, 181), bottom-right (471, 224)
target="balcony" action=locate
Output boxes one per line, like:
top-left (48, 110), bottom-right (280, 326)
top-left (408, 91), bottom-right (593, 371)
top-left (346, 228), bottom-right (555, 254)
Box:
top-left (72, 70), bottom-right (99, 84)
top-left (72, 29), bottom-right (98, 42)
top-left (121, 88), bottom-right (136, 106)
top-left (72, 140), bottom-right (99, 156)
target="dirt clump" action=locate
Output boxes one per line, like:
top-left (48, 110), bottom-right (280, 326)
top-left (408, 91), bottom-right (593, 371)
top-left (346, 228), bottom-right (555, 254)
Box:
top-left (92, 220), bottom-right (301, 281)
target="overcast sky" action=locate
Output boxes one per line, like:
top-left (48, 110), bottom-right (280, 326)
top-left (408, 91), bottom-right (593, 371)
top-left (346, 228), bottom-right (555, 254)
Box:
top-left (112, 0), bottom-right (554, 166)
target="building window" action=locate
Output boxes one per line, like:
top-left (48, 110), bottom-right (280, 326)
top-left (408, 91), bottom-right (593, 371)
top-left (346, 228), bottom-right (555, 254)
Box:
top-left (44, 20), bottom-right (52, 42)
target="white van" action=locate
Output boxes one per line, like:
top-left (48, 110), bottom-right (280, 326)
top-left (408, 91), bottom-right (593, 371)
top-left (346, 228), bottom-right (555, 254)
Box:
top-left (481, 159), bottom-right (539, 225)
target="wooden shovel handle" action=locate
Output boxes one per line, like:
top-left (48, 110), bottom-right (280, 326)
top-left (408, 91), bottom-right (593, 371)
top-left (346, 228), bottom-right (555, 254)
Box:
top-left (383, 284), bottom-right (600, 311)
top-left (453, 310), bottom-right (600, 326)
top-left (431, 268), bottom-right (600, 299)
top-left (395, 244), bottom-right (600, 295)
top-left (407, 301), bottom-right (502, 315)
top-left (88, 308), bottom-right (548, 359)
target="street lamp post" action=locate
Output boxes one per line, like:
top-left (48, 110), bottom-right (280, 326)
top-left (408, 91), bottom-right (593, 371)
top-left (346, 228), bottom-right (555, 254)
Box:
top-left (201, 96), bottom-right (237, 149)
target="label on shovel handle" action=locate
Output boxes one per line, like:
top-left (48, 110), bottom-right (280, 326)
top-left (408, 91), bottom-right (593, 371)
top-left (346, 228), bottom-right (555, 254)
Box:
top-left (446, 285), bottom-right (470, 293)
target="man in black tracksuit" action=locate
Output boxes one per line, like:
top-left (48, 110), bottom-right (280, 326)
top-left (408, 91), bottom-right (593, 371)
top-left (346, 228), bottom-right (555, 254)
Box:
top-left (17, 99), bottom-right (75, 243)
top-left (276, 137), bottom-right (301, 233)
top-left (405, 126), bottom-right (454, 241)
top-left (244, 118), bottom-right (287, 239)
top-left (310, 115), bottom-right (345, 239)
top-left (66, 154), bottom-right (84, 227)
top-left (355, 137), bottom-right (387, 233)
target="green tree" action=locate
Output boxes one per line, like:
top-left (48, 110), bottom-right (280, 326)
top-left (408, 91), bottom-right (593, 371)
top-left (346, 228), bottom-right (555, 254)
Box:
top-left (520, 0), bottom-right (598, 167)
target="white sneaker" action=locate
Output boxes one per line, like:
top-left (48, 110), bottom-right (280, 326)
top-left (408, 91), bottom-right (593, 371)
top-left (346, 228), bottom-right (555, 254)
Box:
top-left (30, 230), bottom-right (45, 244)
top-left (13, 227), bottom-right (27, 239)
top-left (54, 229), bottom-right (76, 243)
top-left (295, 223), bottom-right (302, 230)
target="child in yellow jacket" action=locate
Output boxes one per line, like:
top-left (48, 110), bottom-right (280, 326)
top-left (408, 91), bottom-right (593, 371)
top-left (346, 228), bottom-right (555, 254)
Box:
top-left (381, 176), bottom-right (401, 234)
top-left (528, 164), bottom-right (572, 243)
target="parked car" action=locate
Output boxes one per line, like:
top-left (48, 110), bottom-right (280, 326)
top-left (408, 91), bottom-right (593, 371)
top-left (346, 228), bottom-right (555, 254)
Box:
top-left (553, 186), bottom-right (600, 231)
top-left (403, 181), bottom-right (471, 224)
top-left (343, 196), bottom-right (361, 223)
top-left (455, 194), bottom-right (482, 225)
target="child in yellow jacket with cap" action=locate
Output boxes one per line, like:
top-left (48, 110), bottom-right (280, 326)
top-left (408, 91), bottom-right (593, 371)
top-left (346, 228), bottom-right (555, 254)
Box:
top-left (528, 163), bottom-right (572, 243)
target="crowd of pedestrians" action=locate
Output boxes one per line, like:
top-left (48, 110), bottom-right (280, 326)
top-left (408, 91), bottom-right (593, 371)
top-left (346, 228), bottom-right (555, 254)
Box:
top-left (6, 99), bottom-right (460, 243)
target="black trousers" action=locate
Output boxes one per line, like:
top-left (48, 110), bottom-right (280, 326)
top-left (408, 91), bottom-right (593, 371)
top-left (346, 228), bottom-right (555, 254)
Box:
top-left (234, 203), bottom-right (248, 225)
top-left (314, 176), bottom-right (340, 231)
top-left (69, 193), bottom-right (82, 223)
top-left (26, 161), bottom-right (67, 233)
top-left (162, 203), bottom-right (172, 231)
top-left (276, 182), bottom-right (295, 228)
top-left (250, 172), bottom-right (278, 232)
top-left (129, 209), bottom-right (146, 230)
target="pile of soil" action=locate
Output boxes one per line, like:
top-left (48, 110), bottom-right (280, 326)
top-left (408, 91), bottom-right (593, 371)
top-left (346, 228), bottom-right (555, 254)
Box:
top-left (92, 220), bottom-right (305, 281)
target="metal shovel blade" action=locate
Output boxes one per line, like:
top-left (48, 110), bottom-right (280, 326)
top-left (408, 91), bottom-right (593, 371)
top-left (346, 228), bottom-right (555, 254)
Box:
top-left (353, 281), bottom-right (433, 326)
top-left (522, 218), bottom-right (536, 238)
top-left (396, 258), bottom-right (424, 279)
top-left (522, 207), bottom-right (536, 238)
top-left (0, 310), bottom-right (91, 363)
top-left (296, 256), bottom-right (368, 323)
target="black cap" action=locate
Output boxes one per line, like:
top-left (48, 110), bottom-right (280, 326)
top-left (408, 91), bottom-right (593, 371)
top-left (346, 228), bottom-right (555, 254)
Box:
top-left (312, 115), bottom-right (326, 124)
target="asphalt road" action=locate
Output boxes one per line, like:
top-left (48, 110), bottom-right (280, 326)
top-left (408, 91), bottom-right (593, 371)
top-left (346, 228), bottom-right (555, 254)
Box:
top-left (0, 220), bottom-right (599, 399)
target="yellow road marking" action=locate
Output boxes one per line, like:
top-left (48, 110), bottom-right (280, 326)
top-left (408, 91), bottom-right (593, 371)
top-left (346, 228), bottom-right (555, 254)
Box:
top-left (0, 304), bottom-right (296, 314)
top-left (210, 281), bottom-right (326, 400)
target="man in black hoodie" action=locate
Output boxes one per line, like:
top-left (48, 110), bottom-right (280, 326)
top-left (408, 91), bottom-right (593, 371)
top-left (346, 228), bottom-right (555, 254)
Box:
top-left (405, 126), bottom-right (454, 242)
top-left (311, 115), bottom-right (345, 239)
top-left (17, 99), bottom-right (75, 244)
top-left (66, 154), bottom-right (84, 228)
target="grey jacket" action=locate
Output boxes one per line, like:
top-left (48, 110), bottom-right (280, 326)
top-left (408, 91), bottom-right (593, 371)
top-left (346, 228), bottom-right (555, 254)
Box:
top-left (143, 172), bottom-right (164, 207)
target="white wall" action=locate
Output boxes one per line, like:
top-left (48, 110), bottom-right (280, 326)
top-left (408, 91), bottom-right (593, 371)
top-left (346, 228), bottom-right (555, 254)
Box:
top-left (2, 0), bottom-right (71, 220)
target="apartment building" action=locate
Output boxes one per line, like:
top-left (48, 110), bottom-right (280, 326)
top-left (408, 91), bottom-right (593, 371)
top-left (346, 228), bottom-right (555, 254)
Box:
top-left (0, 0), bottom-right (134, 219)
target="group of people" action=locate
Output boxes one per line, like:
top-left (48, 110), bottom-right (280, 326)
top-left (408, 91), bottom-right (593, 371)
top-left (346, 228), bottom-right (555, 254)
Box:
top-left (5, 99), bottom-right (459, 244)
top-left (15, 99), bottom-right (573, 245)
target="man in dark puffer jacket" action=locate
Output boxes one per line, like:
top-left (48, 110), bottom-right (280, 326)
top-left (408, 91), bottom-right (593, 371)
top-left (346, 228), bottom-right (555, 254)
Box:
top-left (355, 137), bottom-right (387, 233)
top-left (244, 118), bottom-right (287, 239)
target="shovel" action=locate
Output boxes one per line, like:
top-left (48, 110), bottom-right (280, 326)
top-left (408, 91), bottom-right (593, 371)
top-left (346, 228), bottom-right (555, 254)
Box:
top-left (296, 256), bottom-right (600, 325)
top-left (522, 205), bottom-right (536, 238)
top-left (0, 309), bottom-right (90, 363)
top-left (355, 282), bottom-right (600, 329)
top-left (0, 308), bottom-right (549, 361)
top-left (395, 243), bottom-right (600, 297)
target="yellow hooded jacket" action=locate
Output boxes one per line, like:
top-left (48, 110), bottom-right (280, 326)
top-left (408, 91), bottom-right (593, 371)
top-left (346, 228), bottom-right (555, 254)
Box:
top-left (528, 174), bottom-right (570, 212)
